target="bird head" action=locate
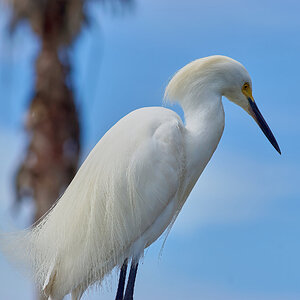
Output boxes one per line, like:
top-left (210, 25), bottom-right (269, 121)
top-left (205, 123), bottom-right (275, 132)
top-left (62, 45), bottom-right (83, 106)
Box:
top-left (165, 55), bottom-right (281, 154)
top-left (220, 57), bottom-right (281, 154)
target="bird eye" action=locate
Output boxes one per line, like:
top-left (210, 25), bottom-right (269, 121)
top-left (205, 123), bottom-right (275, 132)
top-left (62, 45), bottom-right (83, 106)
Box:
top-left (243, 83), bottom-right (249, 89)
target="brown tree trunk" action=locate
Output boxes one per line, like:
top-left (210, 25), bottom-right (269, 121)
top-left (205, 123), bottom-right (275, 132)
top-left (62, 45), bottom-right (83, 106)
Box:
top-left (15, 0), bottom-right (81, 224)
top-left (14, 2), bottom-right (81, 299)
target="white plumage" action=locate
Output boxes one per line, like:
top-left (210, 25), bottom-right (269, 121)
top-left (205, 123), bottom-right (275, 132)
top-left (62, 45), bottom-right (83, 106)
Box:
top-left (1, 55), bottom-right (280, 300)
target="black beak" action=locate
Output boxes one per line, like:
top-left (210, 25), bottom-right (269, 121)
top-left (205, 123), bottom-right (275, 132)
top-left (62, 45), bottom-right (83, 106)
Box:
top-left (248, 98), bottom-right (281, 154)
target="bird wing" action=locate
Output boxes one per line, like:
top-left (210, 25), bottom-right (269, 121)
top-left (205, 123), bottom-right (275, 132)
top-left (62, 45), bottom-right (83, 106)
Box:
top-left (121, 108), bottom-right (187, 249)
top-left (85, 107), bottom-right (187, 260)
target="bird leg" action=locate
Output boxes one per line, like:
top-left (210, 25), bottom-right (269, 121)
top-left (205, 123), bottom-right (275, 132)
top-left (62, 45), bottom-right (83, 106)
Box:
top-left (123, 260), bottom-right (139, 300)
top-left (115, 259), bottom-right (129, 300)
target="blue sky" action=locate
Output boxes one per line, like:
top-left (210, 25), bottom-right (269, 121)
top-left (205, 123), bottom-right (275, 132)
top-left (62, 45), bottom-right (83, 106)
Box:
top-left (0, 0), bottom-right (299, 299)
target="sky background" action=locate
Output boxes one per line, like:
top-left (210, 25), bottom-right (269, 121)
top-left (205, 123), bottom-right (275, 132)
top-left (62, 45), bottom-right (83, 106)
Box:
top-left (0, 0), bottom-right (299, 299)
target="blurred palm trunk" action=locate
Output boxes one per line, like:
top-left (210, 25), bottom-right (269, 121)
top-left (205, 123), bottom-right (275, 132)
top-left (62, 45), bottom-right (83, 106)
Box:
top-left (12, 0), bottom-right (82, 223)
top-left (24, 48), bottom-right (80, 222)
top-left (10, 2), bottom-right (83, 299)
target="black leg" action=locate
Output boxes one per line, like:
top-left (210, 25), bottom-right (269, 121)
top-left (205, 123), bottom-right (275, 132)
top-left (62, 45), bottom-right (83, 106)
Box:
top-left (123, 261), bottom-right (139, 300)
top-left (115, 259), bottom-right (128, 300)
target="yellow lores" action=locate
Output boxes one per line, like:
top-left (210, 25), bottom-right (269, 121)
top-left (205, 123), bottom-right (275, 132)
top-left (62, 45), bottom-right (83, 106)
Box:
top-left (242, 82), bottom-right (254, 102)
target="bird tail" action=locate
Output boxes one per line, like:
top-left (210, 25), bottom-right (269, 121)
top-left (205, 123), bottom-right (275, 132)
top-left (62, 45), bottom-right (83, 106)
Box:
top-left (0, 203), bottom-right (60, 290)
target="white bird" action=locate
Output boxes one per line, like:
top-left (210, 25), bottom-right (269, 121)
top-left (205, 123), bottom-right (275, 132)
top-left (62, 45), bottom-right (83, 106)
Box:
top-left (1, 55), bottom-right (280, 300)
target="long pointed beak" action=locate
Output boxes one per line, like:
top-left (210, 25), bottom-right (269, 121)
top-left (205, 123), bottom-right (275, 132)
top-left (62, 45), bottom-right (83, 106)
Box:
top-left (248, 98), bottom-right (281, 154)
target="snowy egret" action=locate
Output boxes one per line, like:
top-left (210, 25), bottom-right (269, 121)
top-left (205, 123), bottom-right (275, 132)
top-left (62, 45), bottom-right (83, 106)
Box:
top-left (2, 55), bottom-right (280, 300)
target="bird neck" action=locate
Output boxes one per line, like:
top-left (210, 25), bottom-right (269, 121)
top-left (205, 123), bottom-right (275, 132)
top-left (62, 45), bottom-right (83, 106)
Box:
top-left (183, 90), bottom-right (224, 134)
top-left (183, 90), bottom-right (225, 180)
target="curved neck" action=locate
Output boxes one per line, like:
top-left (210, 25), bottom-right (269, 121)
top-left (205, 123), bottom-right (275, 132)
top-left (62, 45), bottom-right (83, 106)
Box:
top-left (182, 90), bottom-right (225, 181)
top-left (183, 90), bottom-right (224, 134)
